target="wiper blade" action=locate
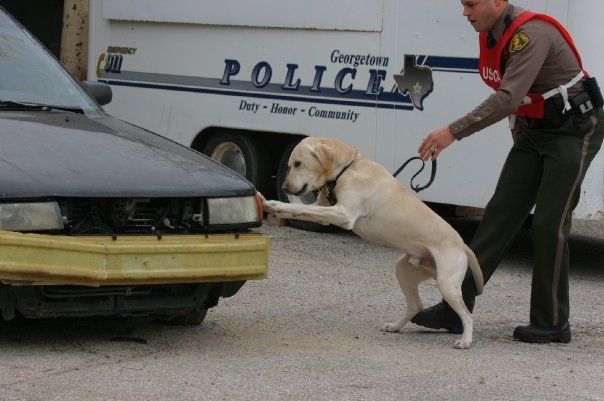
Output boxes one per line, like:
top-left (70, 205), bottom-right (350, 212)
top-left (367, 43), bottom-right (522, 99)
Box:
top-left (0, 100), bottom-right (84, 114)
top-left (0, 100), bottom-right (44, 110)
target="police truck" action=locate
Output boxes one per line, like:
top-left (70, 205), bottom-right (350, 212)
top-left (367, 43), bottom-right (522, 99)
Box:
top-left (88, 0), bottom-right (604, 228)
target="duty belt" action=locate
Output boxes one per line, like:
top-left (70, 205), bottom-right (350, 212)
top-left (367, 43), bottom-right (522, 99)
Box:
top-left (525, 90), bottom-right (596, 129)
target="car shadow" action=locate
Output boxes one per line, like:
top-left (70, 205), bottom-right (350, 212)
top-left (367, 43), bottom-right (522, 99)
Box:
top-left (0, 315), bottom-right (160, 344)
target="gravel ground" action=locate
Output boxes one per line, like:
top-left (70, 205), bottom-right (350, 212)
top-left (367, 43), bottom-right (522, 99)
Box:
top-left (0, 218), bottom-right (602, 401)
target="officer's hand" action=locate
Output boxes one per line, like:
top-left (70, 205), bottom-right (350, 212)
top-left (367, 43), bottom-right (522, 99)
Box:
top-left (418, 127), bottom-right (455, 160)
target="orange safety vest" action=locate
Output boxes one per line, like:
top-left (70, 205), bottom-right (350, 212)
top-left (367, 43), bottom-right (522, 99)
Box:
top-left (478, 11), bottom-right (588, 119)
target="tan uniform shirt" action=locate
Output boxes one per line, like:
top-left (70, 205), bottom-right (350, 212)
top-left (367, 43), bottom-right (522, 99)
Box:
top-left (450, 4), bottom-right (584, 139)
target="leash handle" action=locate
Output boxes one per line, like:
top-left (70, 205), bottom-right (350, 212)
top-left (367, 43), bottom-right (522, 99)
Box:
top-left (392, 156), bottom-right (437, 193)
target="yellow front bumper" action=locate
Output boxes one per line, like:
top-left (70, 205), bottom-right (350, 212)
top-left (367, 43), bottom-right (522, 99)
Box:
top-left (0, 230), bottom-right (269, 286)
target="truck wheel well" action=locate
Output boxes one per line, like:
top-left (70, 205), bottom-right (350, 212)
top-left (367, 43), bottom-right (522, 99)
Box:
top-left (191, 128), bottom-right (305, 200)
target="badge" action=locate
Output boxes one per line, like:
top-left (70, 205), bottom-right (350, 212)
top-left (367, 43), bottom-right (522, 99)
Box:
top-left (509, 32), bottom-right (530, 53)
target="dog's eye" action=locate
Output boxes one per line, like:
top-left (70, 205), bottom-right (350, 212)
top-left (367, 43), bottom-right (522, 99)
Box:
top-left (293, 161), bottom-right (301, 168)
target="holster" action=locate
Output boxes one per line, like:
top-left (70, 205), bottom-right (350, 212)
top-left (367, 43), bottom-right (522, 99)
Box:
top-left (539, 98), bottom-right (564, 128)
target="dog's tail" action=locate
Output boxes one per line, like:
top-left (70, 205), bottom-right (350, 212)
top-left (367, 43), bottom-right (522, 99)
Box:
top-left (464, 244), bottom-right (484, 295)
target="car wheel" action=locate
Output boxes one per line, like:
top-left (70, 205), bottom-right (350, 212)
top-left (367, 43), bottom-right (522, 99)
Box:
top-left (161, 308), bottom-right (208, 326)
top-left (203, 132), bottom-right (270, 194)
top-left (276, 139), bottom-right (330, 232)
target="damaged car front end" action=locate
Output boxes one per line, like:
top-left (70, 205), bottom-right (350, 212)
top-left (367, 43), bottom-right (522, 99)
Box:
top-left (0, 7), bottom-right (269, 324)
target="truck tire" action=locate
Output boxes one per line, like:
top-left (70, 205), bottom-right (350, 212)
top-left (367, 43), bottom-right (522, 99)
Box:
top-left (203, 132), bottom-right (270, 194)
top-left (276, 139), bottom-right (329, 232)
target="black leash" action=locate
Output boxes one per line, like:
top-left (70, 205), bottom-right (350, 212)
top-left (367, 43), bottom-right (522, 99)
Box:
top-left (392, 157), bottom-right (437, 193)
top-left (321, 156), bottom-right (436, 205)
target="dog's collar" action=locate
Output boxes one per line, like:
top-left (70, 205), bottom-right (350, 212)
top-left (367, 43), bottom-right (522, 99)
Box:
top-left (323, 160), bottom-right (354, 206)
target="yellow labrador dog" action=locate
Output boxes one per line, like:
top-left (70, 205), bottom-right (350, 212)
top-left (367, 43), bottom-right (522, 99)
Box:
top-left (262, 137), bottom-right (483, 349)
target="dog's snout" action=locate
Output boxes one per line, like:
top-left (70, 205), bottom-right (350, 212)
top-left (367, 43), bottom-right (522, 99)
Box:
top-left (281, 180), bottom-right (303, 195)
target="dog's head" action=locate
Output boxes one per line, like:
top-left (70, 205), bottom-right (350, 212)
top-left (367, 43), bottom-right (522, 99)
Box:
top-left (281, 137), bottom-right (357, 196)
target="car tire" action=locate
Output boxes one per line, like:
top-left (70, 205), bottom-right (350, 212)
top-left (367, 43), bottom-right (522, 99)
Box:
top-left (203, 132), bottom-right (270, 194)
top-left (161, 308), bottom-right (208, 326)
top-left (276, 139), bottom-right (330, 232)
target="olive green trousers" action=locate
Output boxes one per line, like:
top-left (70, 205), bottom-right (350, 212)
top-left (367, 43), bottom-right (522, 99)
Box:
top-left (461, 108), bottom-right (604, 326)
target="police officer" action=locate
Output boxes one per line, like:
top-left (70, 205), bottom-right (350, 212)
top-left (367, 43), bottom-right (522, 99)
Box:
top-left (413, 0), bottom-right (604, 343)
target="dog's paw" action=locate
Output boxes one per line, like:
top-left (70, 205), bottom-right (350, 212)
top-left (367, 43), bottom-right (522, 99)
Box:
top-left (256, 191), bottom-right (267, 203)
top-left (380, 322), bottom-right (402, 333)
top-left (453, 338), bottom-right (472, 349)
top-left (262, 199), bottom-right (280, 213)
top-left (257, 192), bottom-right (276, 212)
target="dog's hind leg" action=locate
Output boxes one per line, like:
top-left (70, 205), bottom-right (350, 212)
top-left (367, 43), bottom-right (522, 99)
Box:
top-left (381, 255), bottom-right (433, 333)
top-left (435, 249), bottom-right (474, 349)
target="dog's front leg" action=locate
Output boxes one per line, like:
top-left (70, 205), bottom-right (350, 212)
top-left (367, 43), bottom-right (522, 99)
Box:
top-left (263, 200), bottom-right (355, 230)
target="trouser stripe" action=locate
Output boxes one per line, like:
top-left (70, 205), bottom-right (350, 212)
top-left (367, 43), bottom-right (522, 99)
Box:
top-left (551, 113), bottom-right (597, 325)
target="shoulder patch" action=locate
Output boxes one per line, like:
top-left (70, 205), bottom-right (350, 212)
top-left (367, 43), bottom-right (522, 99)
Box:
top-left (509, 32), bottom-right (530, 53)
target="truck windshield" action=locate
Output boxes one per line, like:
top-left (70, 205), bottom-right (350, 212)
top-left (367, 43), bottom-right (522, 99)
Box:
top-left (0, 9), bottom-right (100, 112)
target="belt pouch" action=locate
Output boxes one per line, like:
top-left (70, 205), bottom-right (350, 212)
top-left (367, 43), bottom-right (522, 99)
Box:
top-left (583, 77), bottom-right (604, 107)
top-left (570, 91), bottom-right (595, 118)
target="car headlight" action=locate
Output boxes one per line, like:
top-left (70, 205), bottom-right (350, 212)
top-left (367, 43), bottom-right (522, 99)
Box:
top-left (0, 201), bottom-right (64, 231)
top-left (208, 195), bottom-right (263, 225)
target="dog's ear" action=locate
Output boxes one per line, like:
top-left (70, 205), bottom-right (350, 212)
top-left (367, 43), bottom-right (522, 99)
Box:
top-left (310, 143), bottom-right (335, 171)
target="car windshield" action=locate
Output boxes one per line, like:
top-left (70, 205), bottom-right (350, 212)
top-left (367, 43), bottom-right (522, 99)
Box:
top-left (0, 9), bottom-right (100, 112)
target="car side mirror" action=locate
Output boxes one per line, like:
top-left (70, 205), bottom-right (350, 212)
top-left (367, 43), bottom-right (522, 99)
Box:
top-left (80, 81), bottom-right (113, 106)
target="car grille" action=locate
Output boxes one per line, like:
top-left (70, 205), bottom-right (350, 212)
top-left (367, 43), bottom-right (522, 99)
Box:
top-left (58, 197), bottom-right (204, 235)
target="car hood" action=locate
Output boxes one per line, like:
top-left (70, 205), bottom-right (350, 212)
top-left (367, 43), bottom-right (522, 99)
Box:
top-left (0, 111), bottom-right (254, 198)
